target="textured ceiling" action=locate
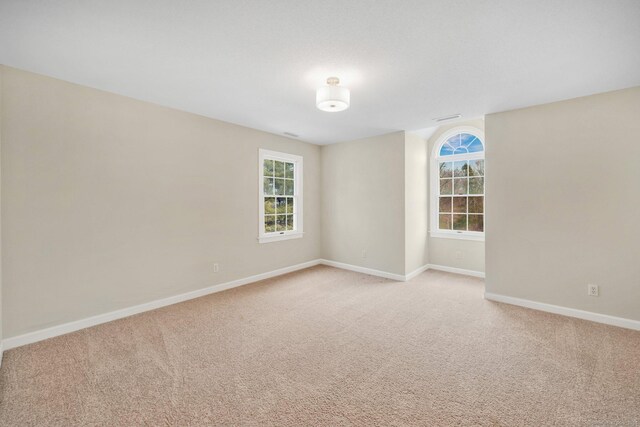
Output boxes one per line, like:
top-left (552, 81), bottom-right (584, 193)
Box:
top-left (1, 0), bottom-right (639, 144)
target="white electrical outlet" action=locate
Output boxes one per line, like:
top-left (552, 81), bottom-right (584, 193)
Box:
top-left (588, 284), bottom-right (599, 297)
top-left (213, 263), bottom-right (219, 273)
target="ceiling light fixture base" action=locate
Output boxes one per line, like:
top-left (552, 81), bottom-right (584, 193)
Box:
top-left (316, 77), bottom-right (350, 112)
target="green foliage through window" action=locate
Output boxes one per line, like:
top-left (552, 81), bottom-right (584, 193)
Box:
top-left (263, 158), bottom-right (296, 234)
top-left (437, 133), bottom-right (484, 233)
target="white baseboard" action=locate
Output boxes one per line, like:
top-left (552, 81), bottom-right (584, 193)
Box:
top-left (319, 259), bottom-right (407, 281)
top-left (318, 260), bottom-right (483, 281)
top-left (2, 259), bottom-right (322, 351)
top-left (405, 264), bottom-right (430, 281)
top-left (426, 264), bottom-right (485, 278)
top-left (484, 292), bottom-right (640, 331)
top-left (0, 258), bottom-right (487, 352)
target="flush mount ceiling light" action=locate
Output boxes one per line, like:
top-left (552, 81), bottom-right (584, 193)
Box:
top-left (316, 77), bottom-right (350, 112)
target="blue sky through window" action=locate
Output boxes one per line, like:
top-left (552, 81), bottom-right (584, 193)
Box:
top-left (439, 133), bottom-right (484, 156)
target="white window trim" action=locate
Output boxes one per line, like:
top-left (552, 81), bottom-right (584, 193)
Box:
top-left (258, 149), bottom-right (304, 244)
top-left (430, 126), bottom-right (485, 242)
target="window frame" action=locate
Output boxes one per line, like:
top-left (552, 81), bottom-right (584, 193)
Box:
top-left (430, 126), bottom-right (485, 241)
top-left (258, 149), bottom-right (304, 244)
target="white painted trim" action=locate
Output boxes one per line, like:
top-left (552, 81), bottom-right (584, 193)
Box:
top-left (484, 292), bottom-right (640, 331)
top-left (2, 259), bottom-right (322, 351)
top-left (429, 125), bottom-right (485, 239)
top-left (318, 259), bottom-right (406, 281)
top-left (320, 259), bottom-right (429, 282)
top-left (0, 259), bottom-right (487, 352)
top-left (258, 232), bottom-right (303, 244)
top-left (426, 263), bottom-right (485, 278)
top-left (258, 148), bottom-right (303, 243)
top-left (429, 230), bottom-right (485, 241)
top-left (405, 264), bottom-right (430, 281)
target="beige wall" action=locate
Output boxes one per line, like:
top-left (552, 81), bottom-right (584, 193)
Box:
top-left (404, 132), bottom-right (428, 273)
top-left (427, 119), bottom-right (485, 273)
top-left (8, 63), bottom-right (635, 339)
top-left (1, 66), bottom-right (321, 338)
top-left (321, 131), bottom-right (430, 276)
top-left (485, 86), bottom-right (640, 321)
top-left (321, 132), bottom-right (406, 275)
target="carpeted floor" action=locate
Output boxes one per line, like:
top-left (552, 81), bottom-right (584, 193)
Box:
top-left (0, 265), bottom-right (639, 426)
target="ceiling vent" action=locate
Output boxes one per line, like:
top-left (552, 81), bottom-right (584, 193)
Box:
top-left (434, 114), bottom-right (462, 122)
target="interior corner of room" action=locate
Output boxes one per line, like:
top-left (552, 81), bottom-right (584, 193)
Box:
top-left (0, 1), bottom-right (639, 424)
top-left (1, 65), bottom-right (638, 351)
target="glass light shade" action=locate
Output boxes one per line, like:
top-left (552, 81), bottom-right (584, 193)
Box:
top-left (316, 85), bottom-right (350, 112)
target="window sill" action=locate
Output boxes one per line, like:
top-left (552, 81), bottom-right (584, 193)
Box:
top-left (258, 232), bottom-right (304, 244)
top-left (429, 231), bottom-right (485, 242)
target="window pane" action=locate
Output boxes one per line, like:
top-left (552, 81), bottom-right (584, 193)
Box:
top-left (276, 214), bottom-right (287, 231)
top-left (447, 134), bottom-right (462, 148)
top-left (469, 214), bottom-right (484, 232)
top-left (263, 159), bottom-right (274, 177)
top-left (468, 196), bottom-right (484, 213)
top-left (469, 159), bottom-right (484, 176)
top-left (286, 197), bottom-right (294, 214)
top-left (276, 197), bottom-right (287, 214)
top-left (263, 178), bottom-right (274, 195)
top-left (453, 214), bottom-right (467, 231)
top-left (285, 162), bottom-right (294, 179)
top-left (275, 161), bottom-right (285, 178)
top-left (454, 161), bottom-right (468, 177)
top-left (439, 214), bottom-right (452, 230)
top-left (469, 177), bottom-right (484, 194)
top-left (265, 215), bottom-right (275, 232)
top-left (439, 197), bottom-right (452, 213)
top-left (264, 197), bottom-right (276, 214)
top-left (439, 146), bottom-right (454, 156)
top-left (439, 162), bottom-right (453, 178)
top-left (453, 197), bottom-right (467, 213)
top-left (440, 178), bottom-right (452, 195)
top-left (286, 214), bottom-right (294, 231)
top-left (454, 178), bottom-right (468, 195)
top-left (459, 133), bottom-right (476, 147)
top-left (284, 179), bottom-right (294, 195)
top-left (274, 178), bottom-right (285, 195)
top-left (467, 138), bottom-right (484, 153)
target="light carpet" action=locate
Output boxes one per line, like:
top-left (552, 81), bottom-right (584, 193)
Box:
top-left (0, 266), bottom-right (639, 426)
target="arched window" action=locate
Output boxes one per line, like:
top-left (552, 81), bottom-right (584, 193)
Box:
top-left (431, 127), bottom-right (484, 240)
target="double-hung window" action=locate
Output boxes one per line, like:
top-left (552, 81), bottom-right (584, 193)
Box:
top-left (258, 149), bottom-right (303, 243)
top-left (431, 128), bottom-right (485, 240)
